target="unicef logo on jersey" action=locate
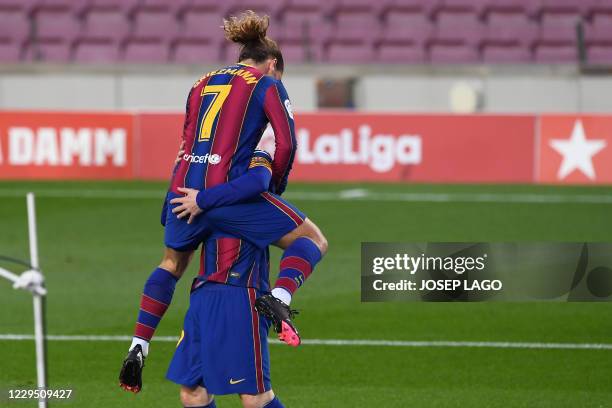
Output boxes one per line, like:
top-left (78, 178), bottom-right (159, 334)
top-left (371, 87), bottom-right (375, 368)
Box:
top-left (208, 154), bottom-right (221, 164)
top-left (182, 153), bottom-right (222, 165)
top-left (284, 99), bottom-right (294, 119)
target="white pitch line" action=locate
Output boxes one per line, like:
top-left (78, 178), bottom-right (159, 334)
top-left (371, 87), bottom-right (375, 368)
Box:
top-left (0, 334), bottom-right (611, 350)
top-left (0, 189), bottom-right (163, 199)
top-left (0, 189), bottom-right (611, 204)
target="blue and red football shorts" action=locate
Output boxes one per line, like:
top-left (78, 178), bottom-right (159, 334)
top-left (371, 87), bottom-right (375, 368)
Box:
top-left (163, 192), bottom-right (306, 251)
top-left (166, 282), bottom-right (271, 395)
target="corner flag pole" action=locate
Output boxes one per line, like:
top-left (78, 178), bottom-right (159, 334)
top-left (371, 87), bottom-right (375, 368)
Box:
top-left (27, 193), bottom-right (48, 408)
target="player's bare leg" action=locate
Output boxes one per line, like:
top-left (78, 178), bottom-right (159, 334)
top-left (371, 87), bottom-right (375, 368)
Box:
top-left (274, 217), bottom-right (328, 254)
top-left (119, 248), bottom-right (194, 393)
top-left (240, 390), bottom-right (285, 408)
top-left (180, 385), bottom-right (215, 407)
top-left (158, 247), bottom-right (195, 279)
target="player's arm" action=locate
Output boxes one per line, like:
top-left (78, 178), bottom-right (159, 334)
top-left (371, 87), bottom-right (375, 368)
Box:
top-left (161, 83), bottom-right (196, 226)
top-left (195, 150), bottom-right (273, 210)
top-left (170, 151), bottom-right (273, 223)
top-left (160, 140), bottom-right (187, 226)
top-left (263, 80), bottom-right (296, 196)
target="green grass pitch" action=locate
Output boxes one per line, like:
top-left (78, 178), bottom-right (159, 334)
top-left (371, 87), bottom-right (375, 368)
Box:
top-left (0, 181), bottom-right (611, 407)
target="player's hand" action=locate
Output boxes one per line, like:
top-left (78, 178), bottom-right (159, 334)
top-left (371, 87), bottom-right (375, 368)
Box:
top-left (175, 140), bottom-right (185, 164)
top-left (170, 187), bottom-right (202, 224)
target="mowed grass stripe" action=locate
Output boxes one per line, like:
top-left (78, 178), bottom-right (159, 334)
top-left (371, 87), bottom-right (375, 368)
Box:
top-left (0, 188), bottom-right (612, 204)
top-left (1, 334), bottom-right (611, 350)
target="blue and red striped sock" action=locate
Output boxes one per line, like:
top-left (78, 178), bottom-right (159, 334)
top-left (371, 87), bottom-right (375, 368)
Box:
top-left (273, 237), bottom-right (322, 304)
top-left (131, 267), bottom-right (177, 355)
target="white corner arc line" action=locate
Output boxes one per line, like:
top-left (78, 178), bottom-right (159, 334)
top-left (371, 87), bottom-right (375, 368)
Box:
top-left (0, 334), bottom-right (610, 350)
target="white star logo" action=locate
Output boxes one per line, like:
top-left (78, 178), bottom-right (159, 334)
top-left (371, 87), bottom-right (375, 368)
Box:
top-left (549, 120), bottom-right (606, 180)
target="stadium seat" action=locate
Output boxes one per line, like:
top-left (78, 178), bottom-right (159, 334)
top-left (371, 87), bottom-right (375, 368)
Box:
top-left (584, 13), bottom-right (612, 43)
top-left (539, 0), bottom-right (587, 17)
top-left (376, 41), bottom-right (427, 63)
top-left (381, 0), bottom-right (442, 18)
top-left (73, 38), bottom-right (120, 63)
top-left (172, 39), bottom-right (221, 63)
top-left (0, 4), bottom-right (32, 62)
top-left (381, 11), bottom-right (434, 44)
top-left (81, 0), bottom-right (140, 14)
top-left (280, 12), bottom-right (331, 45)
top-left (333, 12), bottom-right (381, 44)
top-left (23, 39), bottom-right (72, 62)
top-left (82, 9), bottom-right (129, 42)
top-left (328, 0), bottom-right (382, 44)
top-left (590, 0), bottom-right (612, 14)
top-left (279, 0), bottom-right (321, 23)
top-left (533, 8), bottom-right (582, 66)
top-left (572, 0), bottom-right (600, 17)
top-left (33, 9), bottom-right (80, 42)
top-left (533, 44), bottom-right (577, 63)
top-left (587, 44), bottom-right (612, 64)
top-left (0, 39), bottom-right (21, 61)
top-left (226, 0), bottom-right (284, 19)
top-left (481, 10), bottom-right (536, 60)
top-left (281, 5), bottom-right (325, 26)
top-left (31, 0), bottom-right (75, 11)
top-left (0, 10), bottom-right (29, 42)
top-left (539, 11), bottom-right (582, 43)
top-left (277, 39), bottom-right (322, 62)
top-left (0, 0), bottom-right (35, 11)
top-left (122, 38), bottom-right (170, 62)
top-left (264, 17), bottom-right (283, 41)
top-left (179, 0), bottom-right (227, 17)
top-left (436, 0), bottom-right (489, 16)
top-left (435, 11), bottom-right (484, 45)
top-left (280, 0), bottom-right (322, 15)
top-left (332, 0), bottom-right (384, 18)
top-left (181, 11), bottom-right (225, 45)
top-left (484, 11), bottom-right (537, 45)
top-left (135, 0), bottom-right (186, 16)
top-left (429, 42), bottom-right (479, 63)
top-left (481, 43), bottom-right (531, 63)
top-left (430, 8), bottom-right (484, 63)
top-left (133, 9), bottom-right (180, 39)
top-left (325, 40), bottom-right (374, 62)
top-left (221, 41), bottom-right (238, 63)
top-left (481, 0), bottom-right (539, 18)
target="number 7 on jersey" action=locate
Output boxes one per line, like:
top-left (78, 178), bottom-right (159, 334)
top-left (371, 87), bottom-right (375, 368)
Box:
top-left (199, 84), bottom-right (232, 142)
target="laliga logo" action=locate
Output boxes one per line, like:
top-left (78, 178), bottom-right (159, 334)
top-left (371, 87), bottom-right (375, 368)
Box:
top-left (284, 99), bottom-right (294, 120)
top-left (183, 153), bottom-right (222, 164)
top-left (297, 125), bottom-right (422, 173)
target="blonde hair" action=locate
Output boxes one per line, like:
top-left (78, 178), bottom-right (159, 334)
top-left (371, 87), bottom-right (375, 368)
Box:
top-left (223, 10), bottom-right (281, 64)
top-left (223, 10), bottom-right (269, 46)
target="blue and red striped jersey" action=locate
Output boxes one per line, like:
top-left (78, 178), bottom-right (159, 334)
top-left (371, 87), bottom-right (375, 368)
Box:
top-left (170, 63), bottom-right (296, 196)
top-left (194, 234), bottom-right (271, 292)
